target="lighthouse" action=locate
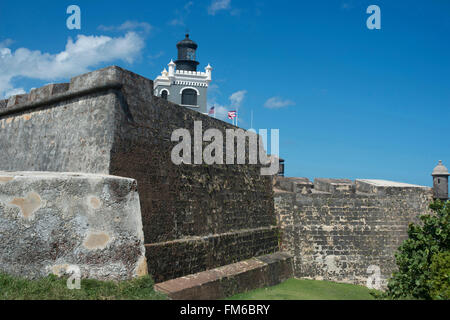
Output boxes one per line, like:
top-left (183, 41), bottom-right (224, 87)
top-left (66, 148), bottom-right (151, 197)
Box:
top-left (154, 34), bottom-right (212, 114)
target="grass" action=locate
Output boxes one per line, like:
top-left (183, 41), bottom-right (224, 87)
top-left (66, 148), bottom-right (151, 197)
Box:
top-left (0, 273), bottom-right (167, 300)
top-left (0, 273), bottom-right (379, 300)
top-left (227, 278), bottom-right (380, 300)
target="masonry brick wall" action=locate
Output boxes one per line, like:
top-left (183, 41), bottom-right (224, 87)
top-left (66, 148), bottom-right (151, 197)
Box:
top-left (274, 177), bottom-right (433, 287)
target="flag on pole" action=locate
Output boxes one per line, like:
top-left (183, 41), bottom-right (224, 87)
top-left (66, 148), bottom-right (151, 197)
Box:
top-left (228, 110), bottom-right (237, 119)
top-left (208, 106), bottom-right (215, 116)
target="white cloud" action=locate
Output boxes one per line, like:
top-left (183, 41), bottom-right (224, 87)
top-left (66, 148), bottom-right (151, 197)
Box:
top-left (211, 104), bottom-right (230, 121)
top-left (0, 39), bottom-right (14, 48)
top-left (184, 1), bottom-right (194, 11)
top-left (208, 83), bottom-right (220, 93)
top-left (169, 1), bottom-right (194, 27)
top-left (168, 18), bottom-right (185, 27)
top-left (208, 89), bottom-right (246, 121)
top-left (208, 0), bottom-right (231, 15)
top-left (230, 90), bottom-right (247, 107)
top-left (264, 97), bottom-right (295, 109)
top-left (0, 32), bottom-right (145, 98)
top-left (148, 51), bottom-right (165, 60)
top-left (98, 21), bottom-right (152, 34)
top-left (4, 87), bottom-right (25, 98)
top-left (341, 2), bottom-right (354, 10)
top-left (230, 8), bottom-right (242, 16)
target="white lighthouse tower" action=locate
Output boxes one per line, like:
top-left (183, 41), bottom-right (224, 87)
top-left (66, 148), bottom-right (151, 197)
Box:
top-left (154, 34), bottom-right (212, 114)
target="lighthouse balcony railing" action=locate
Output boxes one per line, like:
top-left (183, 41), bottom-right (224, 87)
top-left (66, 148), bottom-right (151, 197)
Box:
top-left (175, 70), bottom-right (207, 76)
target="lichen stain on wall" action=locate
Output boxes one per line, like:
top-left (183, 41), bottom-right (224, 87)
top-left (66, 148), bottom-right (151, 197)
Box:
top-left (135, 256), bottom-right (149, 277)
top-left (87, 195), bottom-right (102, 209)
top-left (83, 231), bottom-right (111, 250)
top-left (9, 192), bottom-right (42, 220)
top-left (0, 176), bottom-right (14, 183)
top-left (51, 264), bottom-right (71, 277)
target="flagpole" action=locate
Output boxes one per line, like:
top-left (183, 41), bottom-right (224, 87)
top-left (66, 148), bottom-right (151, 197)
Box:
top-left (251, 109), bottom-right (253, 129)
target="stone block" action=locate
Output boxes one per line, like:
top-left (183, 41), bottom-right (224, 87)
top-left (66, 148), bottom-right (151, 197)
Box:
top-left (7, 94), bottom-right (28, 107)
top-left (314, 178), bottom-right (355, 194)
top-left (28, 83), bottom-right (70, 102)
top-left (356, 179), bottom-right (429, 196)
top-left (275, 177), bottom-right (313, 193)
top-left (0, 171), bottom-right (147, 281)
top-left (0, 99), bottom-right (7, 110)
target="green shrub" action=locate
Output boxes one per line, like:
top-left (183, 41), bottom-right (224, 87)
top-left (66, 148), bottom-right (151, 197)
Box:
top-left (428, 251), bottom-right (450, 300)
top-left (380, 200), bottom-right (450, 300)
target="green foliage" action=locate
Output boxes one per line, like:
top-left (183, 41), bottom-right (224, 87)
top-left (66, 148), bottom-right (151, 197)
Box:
top-left (0, 273), bottom-right (167, 300)
top-left (428, 251), bottom-right (450, 300)
top-left (380, 200), bottom-right (450, 300)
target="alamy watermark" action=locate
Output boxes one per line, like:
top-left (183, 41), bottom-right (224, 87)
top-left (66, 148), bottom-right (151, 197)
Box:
top-left (66, 5), bottom-right (81, 30)
top-left (171, 121), bottom-right (280, 176)
top-left (366, 5), bottom-right (381, 30)
top-left (66, 265), bottom-right (81, 290)
top-left (65, 4), bottom-right (379, 31)
top-left (366, 265), bottom-right (382, 290)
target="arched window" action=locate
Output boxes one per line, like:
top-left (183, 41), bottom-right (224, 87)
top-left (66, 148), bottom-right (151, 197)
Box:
top-left (181, 89), bottom-right (197, 106)
top-left (161, 90), bottom-right (168, 100)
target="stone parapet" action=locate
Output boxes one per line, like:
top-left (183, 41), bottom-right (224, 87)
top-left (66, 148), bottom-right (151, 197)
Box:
top-left (155, 252), bottom-right (293, 300)
top-left (314, 178), bottom-right (356, 194)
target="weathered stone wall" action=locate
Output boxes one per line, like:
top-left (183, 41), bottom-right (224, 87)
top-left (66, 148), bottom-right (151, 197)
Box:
top-left (0, 66), bottom-right (278, 283)
top-left (0, 171), bottom-right (147, 280)
top-left (274, 177), bottom-right (433, 287)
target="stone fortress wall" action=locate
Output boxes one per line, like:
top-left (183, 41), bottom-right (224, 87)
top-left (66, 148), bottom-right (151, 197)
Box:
top-left (0, 66), bottom-right (439, 297)
top-left (274, 177), bottom-right (433, 287)
top-left (0, 66), bottom-right (279, 284)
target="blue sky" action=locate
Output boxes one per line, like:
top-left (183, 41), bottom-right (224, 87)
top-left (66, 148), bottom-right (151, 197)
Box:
top-left (1, 0), bottom-right (449, 186)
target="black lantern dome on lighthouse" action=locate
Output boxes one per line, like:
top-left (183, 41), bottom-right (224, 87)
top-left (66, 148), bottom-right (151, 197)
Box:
top-left (175, 34), bottom-right (200, 71)
top-left (153, 33), bottom-right (212, 114)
